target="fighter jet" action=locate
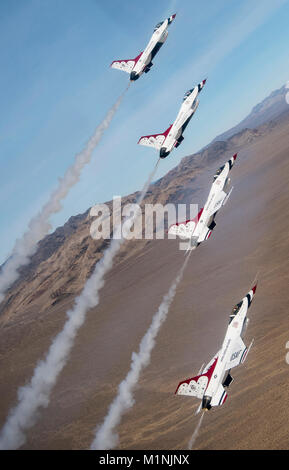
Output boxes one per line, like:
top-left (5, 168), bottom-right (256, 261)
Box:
top-left (138, 79), bottom-right (206, 158)
top-left (110, 15), bottom-right (176, 81)
top-left (175, 285), bottom-right (257, 411)
top-left (168, 154), bottom-right (237, 250)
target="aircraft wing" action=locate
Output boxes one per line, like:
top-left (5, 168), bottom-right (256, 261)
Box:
top-left (168, 220), bottom-right (196, 239)
top-left (138, 124), bottom-right (173, 150)
top-left (138, 132), bottom-right (166, 150)
top-left (111, 59), bottom-right (135, 74)
top-left (223, 187), bottom-right (233, 206)
top-left (175, 354), bottom-right (218, 399)
top-left (225, 337), bottom-right (247, 370)
top-left (110, 52), bottom-right (142, 74)
top-left (175, 374), bottom-right (209, 399)
top-left (214, 190), bottom-right (227, 212)
top-left (168, 209), bottom-right (203, 239)
top-left (205, 189), bottom-right (227, 218)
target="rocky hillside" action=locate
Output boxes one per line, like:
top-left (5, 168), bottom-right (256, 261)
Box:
top-left (0, 110), bottom-right (287, 324)
top-left (213, 84), bottom-right (288, 142)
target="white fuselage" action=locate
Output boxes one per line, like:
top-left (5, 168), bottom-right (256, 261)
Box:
top-left (205, 296), bottom-right (249, 400)
top-left (133, 20), bottom-right (169, 77)
top-left (192, 161), bottom-right (231, 244)
top-left (162, 87), bottom-right (200, 153)
top-left (175, 283), bottom-right (254, 410)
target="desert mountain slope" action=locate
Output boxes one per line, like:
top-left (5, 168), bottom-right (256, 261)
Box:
top-left (213, 84), bottom-right (288, 142)
top-left (1, 112), bottom-right (287, 324)
top-left (0, 103), bottom-right (289, 450)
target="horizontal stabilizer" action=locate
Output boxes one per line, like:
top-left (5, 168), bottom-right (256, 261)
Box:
top-left (210, 384), bottom-right (227, 407)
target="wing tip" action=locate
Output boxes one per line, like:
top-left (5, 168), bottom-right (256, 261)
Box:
top-left (174, 382), bottom-right (182, 395)
top-left (137, 136), bottom-right (145, 145)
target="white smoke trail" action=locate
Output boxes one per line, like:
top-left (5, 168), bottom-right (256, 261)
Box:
top-left (0, 87), bottom-right (129, 305)
top-left (0, 157), bottom-right (158, 450)
top-left (188, 412), bottom-right (205, 449)
top-left (91, 252), bottom-right (191, 450)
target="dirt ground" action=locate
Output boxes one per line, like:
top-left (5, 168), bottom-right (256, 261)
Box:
top-left (0, 116), bottom-right (289, 450)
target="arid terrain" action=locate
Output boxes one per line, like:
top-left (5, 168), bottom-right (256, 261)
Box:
top-left (0, 89), bottom-right (289, 449)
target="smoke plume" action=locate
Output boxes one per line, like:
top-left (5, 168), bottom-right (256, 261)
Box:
top-left (91, 252), bottom-right (191, 450)
top-left (0, 88), bottom-right (128, 305)
top-left (188, 412), bottom-right (205, 449)
top-left (0, 156), bottom-right (158, 450)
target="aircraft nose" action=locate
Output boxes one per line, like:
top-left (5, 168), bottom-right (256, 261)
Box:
top-left (130, 71), bottom-right (138, 81)
top-left (160, 147), bottom-right (169, 159)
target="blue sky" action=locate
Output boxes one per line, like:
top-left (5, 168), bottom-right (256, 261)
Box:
top-left (0, 0), bottom-right (288, 264)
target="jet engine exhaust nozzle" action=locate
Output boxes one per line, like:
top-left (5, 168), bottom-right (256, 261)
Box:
top-left (202, 395), bottom-right (212, 410)
top-left (130, 72), bottom-right (139, 81)
top-left (160, 147), bottom-right (169, 159)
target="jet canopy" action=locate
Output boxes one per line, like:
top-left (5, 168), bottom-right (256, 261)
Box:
top-left (229, 301), bottom-right (243, 323)
top-left (214, 165), bottom-right (225, 179)
top-left (183, 89), bottom-right (194, 101)
top-left (154, 21), bottom-right (164, 31)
